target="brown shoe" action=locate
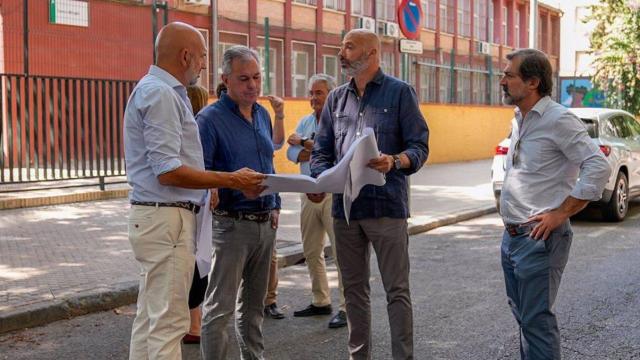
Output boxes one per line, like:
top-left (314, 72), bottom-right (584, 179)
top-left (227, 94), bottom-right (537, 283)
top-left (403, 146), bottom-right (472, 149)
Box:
top-left (182, 333), bottom-right (201, 344)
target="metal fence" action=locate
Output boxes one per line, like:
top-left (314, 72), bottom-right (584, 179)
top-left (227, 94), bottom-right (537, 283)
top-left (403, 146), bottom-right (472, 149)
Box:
top-left (0, 74), bottom-right (136, 184)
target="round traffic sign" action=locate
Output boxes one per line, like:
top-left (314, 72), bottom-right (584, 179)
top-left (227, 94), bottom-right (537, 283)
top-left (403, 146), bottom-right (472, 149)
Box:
top-left (397, 0), bottom-right (423, 40)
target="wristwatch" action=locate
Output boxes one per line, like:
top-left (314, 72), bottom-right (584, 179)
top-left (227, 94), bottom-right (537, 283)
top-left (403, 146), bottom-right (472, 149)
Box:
top-left (392, 154), bottom-right (402, 170)
top-left (300, 137), bottom-right (309, 147)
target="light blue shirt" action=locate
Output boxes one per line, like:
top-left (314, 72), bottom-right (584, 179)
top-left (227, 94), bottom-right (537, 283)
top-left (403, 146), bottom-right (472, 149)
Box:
top-left (500, 96), bottom-right (611, 224)
top-left (123, 65), bottom-right (205, 204)
top-left (286, 113), bottom-right (317, 175)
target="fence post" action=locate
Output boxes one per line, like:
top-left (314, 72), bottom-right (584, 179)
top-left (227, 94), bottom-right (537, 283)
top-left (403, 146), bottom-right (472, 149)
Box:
top-left (99, 176), bottom-right (105, 191)
top-left (264, 17), bottom-right (271, 95)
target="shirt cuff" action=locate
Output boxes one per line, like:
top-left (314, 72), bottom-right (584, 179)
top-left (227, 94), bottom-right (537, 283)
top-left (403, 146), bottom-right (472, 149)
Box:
top-left (152, 158), bottom-right (182, 177)
top-left (570, 182), bottom-right (601, 201)
top-left (287, 145), bottom-right (303, 164)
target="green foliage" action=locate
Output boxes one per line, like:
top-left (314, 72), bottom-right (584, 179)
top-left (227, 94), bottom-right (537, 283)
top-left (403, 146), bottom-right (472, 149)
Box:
top-left (588, 0), bottom-right (640, 115)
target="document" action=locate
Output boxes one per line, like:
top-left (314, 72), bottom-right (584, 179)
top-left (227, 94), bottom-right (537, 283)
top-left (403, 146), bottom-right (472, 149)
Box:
top-left (195, 190), bottom-right (212, 278)
top-left (262, 127), bottom-right (385, 221)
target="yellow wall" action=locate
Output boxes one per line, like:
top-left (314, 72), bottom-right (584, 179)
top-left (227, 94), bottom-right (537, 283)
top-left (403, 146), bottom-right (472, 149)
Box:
top-left (230, 99), bottom-right (514, 174)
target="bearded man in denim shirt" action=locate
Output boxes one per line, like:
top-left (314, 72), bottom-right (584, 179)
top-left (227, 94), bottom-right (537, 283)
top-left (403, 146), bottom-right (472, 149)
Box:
top-left (310, 29), bottom-right (429, 360)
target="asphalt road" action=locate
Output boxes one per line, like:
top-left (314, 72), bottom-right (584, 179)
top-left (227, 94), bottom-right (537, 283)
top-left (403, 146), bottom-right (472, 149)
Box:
top-left (1, 202), bottom-right (639, 360)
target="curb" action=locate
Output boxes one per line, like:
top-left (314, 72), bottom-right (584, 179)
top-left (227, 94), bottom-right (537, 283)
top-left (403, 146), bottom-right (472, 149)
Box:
top-left (0, 281), bottom-right (138, 335)
top-left (0, 205), bottom-right (497, 335)
top-left (0, 189), bottom-right (129, 210)
top-left (276, 205), bottom-right (498, 267)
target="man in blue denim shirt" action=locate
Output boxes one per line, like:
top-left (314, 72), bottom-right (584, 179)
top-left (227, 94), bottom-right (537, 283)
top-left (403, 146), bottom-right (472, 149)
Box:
top-left (196, 46), bottom-right (284, 360)
top-left (311, 29), bottom-right (429, 360)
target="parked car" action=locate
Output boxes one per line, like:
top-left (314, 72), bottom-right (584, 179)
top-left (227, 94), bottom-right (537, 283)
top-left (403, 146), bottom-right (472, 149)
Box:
top-left (491, 107), bottom-right (640, 221)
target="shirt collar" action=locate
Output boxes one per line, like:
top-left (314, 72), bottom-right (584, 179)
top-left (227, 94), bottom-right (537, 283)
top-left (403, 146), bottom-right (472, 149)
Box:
top-left (148, 65), bottom-right (183, 90)
top-left (219, 92), bottom-right (259, 117)
top-left (148, 65), bottom-right (192, 112)
top-left (347, 67), bottom-right (385, 93)
top-left (515, 95), bottom-right (552, 120)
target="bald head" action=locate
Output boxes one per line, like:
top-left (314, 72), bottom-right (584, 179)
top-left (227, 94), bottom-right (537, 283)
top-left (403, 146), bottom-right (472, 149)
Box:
top-left (155, 22), bottom-right (204, 63)
top-left (154, 22), bottom-right (208, 87)
top-left (344, 29), bottom-right (380, 59)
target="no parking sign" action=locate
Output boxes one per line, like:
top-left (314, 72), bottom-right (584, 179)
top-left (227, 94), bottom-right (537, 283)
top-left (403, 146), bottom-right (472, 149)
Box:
top-left (397, 0), bottom-right (423, 40)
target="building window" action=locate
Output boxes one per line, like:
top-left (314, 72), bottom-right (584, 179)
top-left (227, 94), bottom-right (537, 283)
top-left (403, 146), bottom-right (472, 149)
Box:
top-left (293, 0), bottom-right (317, 5)
top-left (257, 37), bottom-right (284, 97)
top-left (515, 9), bottom-right (521, 48)
top-left (292, 42), bottom-right (316, 98)
top-left (456, 65), bottom-right (471, 104)
top-left (474, 0), bottom-right (488, 41)
top-left (439, 68), bottom-right (452, 103)
top-left (399, 55), bottom-right (416, 85)
top-left (472, 66), bottom-right (488, 104)
top-left (257, 47), bottom-right (276, 96)
top-left (381, 52), bottom-right (395, 77)
top-left (324, 0), bottom-right (345, 11)
top-left (419, 60), bottom-right (437, 103)
top-left (376, 0), bottom-right (396, 21)
top-left (352, 0), bottom-right (373, 16)
top-left (458, 0), bottom-right (471, 37)
top-left (491, 73), bottom-right (502, 105)
top-left (323, 55), bottom-right (339, 82)
top-left (502, 6), bottom-right (508, 45)
top-left (422, 0), bottom-right (437, 30)
top-left (440, 0), bottom-right (454, 34)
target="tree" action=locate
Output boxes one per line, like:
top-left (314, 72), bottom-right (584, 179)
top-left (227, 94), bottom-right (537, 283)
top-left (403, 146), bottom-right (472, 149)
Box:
top-left (588, 0), bottom-right (640, 115)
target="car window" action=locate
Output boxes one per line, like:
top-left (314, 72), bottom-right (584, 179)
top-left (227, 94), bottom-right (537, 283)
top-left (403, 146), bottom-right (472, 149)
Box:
top-left (579, 119), bottom-right (597, 138)
top-left (623, 115), bottom-right (640, 137)
top-left (610, 115), bottom-right (633, 139)
top-left (601, 118), bottom-right (618, 137)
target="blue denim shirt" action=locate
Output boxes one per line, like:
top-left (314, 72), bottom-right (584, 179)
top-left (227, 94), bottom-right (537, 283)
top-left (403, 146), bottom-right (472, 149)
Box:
top-left (196, 93), bottom-right (281, 212)
top-left (310, 68), bottom-right (429, 220)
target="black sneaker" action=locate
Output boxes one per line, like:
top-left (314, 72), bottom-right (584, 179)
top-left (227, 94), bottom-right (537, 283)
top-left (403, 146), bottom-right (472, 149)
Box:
top-left (328, 310), bottom-right (347, 329)
top-left (264, 303), bottom-right (285, 319)
top-left (293, 304), bottom-right (333, 317)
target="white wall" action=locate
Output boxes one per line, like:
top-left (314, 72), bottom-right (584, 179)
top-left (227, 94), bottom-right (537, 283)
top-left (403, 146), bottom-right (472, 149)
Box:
top-left (558, 0), bottom-right (598, 77)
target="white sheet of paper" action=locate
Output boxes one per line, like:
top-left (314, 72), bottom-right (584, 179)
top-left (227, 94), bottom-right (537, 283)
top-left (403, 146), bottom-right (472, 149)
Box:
top-left (261, 174), bottom-right (318, 195)
top-left (195, 190), bottom-right (212, 279)
top-left (343, 128), bottom-right (386, 222)
top-left (260, 127), bottom-right (385, 222)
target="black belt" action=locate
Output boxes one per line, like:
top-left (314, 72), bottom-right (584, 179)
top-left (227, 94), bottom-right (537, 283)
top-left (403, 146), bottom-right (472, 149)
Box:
top-left (131, 201), bottom-right (200, 213)
top-left (505, 222), bottom-right (536, 237)
top-left (213, 209), bottom-right (271, 223)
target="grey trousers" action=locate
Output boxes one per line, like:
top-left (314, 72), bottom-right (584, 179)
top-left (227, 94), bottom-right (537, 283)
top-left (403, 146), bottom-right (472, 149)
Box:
top-left (501, 220), bottom-right (573, 360)
top-left (334, 217), bottom-right (413, 360)
top-left (200, 216), bottom-right (276, 360)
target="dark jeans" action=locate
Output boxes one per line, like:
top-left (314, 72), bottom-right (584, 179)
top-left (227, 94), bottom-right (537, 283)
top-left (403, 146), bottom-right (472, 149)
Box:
top-left (501, 221), bottom-right (573, 360)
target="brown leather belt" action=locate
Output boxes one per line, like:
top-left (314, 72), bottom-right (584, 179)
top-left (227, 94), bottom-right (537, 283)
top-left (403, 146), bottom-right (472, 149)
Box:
top-left (131, 201), bottom-right (200, 213)
top-left (213, 209), bottom-right (271, 223)
top-left (505, 222), bottom-right (536, 237)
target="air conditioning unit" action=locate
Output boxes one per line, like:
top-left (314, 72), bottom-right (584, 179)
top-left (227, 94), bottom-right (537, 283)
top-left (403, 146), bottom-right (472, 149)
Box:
top-left (477, 41), bottom-right (491, 55)
top-left (357, 17), bottom-right (376, 32)
top-left (385, 22), bottom-right (400, 38)
top-left (185, 0), bottom-right (211, 5)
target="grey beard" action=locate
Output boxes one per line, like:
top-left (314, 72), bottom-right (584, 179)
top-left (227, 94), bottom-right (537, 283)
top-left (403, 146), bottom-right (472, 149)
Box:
top-left (341, 59), bottom-right (368, 77)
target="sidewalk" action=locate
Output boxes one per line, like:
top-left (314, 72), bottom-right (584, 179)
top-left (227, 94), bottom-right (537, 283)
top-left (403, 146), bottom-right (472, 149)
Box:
top-left (0, 159), bottom-right (496, 334)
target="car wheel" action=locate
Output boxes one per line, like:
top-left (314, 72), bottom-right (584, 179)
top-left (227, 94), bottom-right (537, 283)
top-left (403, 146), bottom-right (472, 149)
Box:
top-left (602, 172), bottom-right (629, 222)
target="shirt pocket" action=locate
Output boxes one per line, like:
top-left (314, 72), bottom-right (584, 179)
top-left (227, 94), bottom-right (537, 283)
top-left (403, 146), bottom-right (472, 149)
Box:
top-left (334, 113), bottom-right (350, 157)
top-left (370, 107), bottom-right (399, 134)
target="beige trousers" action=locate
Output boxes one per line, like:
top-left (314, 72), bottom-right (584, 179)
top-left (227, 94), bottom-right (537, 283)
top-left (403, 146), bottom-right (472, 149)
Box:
top-left (300, 194), bottom-right (345, 310)
top-left (128, 205), bottom-right (196, 360)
